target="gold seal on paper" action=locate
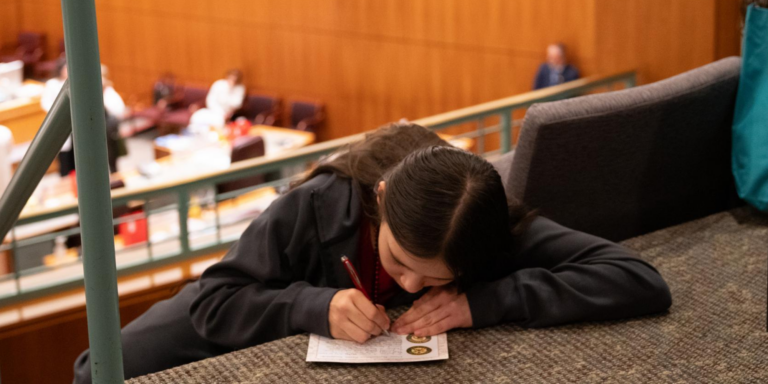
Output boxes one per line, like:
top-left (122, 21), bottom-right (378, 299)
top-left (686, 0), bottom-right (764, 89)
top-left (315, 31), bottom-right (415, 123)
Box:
top-left (406, 334), bottom-right (431, 344)
top-left (406, 346), bottom-right (432, 355)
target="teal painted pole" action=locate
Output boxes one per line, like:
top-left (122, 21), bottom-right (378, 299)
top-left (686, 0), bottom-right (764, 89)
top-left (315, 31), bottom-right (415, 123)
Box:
top-left (60, 0), bottom-right (124, 382)
top-left (0, 82), bottom-right (71, 244)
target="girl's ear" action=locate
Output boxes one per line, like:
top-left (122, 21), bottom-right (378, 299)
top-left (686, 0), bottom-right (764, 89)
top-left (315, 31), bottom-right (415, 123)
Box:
top-left (376, 181), bottom-right (386, 205)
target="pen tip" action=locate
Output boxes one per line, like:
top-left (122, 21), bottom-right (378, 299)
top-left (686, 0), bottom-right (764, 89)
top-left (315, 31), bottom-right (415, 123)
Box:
top-left (340, 255), bottom-right (348, 262)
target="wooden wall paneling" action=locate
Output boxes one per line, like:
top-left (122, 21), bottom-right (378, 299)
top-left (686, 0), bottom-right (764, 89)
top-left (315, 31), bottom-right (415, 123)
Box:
top-left (8, 0), bottom-right (734, 142)
top-left (715, 0), bottom-right (742, 59)
top-left (594, 0), bottom-right (717, 85)
top-left (0, 0), bottom-right (20, 53)
top-left (18, 0), bottom-right (62, 60)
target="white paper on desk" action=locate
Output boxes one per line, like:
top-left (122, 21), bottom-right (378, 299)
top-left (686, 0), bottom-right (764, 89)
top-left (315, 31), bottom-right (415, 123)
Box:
top-left (306, 333), bottom-right (448, 363)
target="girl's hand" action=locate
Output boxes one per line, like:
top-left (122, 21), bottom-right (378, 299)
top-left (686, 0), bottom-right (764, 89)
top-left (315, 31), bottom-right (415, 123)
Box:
top-left (329, 289), bottom-right (391, 343)
top-left (391, 285), bottom-right (472, 336)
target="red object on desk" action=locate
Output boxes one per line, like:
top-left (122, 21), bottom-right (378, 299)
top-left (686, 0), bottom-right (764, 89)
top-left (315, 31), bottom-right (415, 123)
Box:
top-left (68, 170), bottom-right (77, 197)
top-left (119, 211), bottom-right (148, 246)
top-left (227, 118), bottom-right (252, 140)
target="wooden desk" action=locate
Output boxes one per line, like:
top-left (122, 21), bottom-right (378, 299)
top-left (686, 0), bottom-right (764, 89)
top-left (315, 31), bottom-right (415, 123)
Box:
top-left (154, 125), bottom-right (316, 160)
top-left (0, 81), bottom-right (46, 144)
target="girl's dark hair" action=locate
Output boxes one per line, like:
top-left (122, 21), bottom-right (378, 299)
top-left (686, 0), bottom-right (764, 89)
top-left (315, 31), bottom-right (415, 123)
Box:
top-left (301, 122), bottom-right (532, 290)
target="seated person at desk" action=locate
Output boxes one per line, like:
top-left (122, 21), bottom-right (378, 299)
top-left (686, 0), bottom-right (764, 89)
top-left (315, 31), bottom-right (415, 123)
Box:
top-left (41, 60), bottom-right (76, 177)
top-left (152, 72), bottom-right (182, 109)
top-left (101, 65), bottom-right (128, 173)
top-left (533, 43), bottom-right (580, 90)
top-left (101, 64), bottom-right (128, 120)
top-left (73, 123), bottom-right (671, 382)
top-left (205, 69), bottom-right (245, 121)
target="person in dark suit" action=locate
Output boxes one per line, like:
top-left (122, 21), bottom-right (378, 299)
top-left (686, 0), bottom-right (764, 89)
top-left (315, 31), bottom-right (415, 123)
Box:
top-left (533, 43), bottom-right (580, 90)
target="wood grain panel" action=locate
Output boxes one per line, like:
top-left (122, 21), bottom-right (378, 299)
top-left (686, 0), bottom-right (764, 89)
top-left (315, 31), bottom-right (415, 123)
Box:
top-left (594, 0), bottom-right (719, 84)
top-left (0, 0), bottom-right (21, 53)
top-left (6, 0), bottom-right (741, 142)
top-left (12, 0), bottom-right (598, 141)
top-left (716, 0), bottom-right (742, 59)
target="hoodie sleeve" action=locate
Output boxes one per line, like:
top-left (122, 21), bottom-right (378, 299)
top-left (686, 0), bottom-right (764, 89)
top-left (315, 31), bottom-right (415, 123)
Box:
top-left (466, 216), bottom-right (672, 329)
top-left (189, 175), bottom-right (340, 350)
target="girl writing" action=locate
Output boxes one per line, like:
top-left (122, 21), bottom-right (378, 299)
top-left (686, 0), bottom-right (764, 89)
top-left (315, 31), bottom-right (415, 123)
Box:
top-left (74, 123), bottom-right (671, 382)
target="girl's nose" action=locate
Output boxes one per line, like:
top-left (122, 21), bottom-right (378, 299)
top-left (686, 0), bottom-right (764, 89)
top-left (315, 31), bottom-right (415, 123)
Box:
top-left (400, 273), bottom-right (423, 293)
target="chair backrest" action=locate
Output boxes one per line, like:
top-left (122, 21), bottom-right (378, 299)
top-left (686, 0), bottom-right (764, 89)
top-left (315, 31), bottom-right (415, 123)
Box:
top-left (17, 32), bottom-right (45, 53)
top-left (217, 135), bottom-right (266, 195)
top-left (289, 100), bottom-right (324, 131)
top-left (230, 135), bottom-right (265, 162)
top-left (502, 57), bottom-right (743, 242)
top-left (180, 87), bottom-right (208, 108)
top-left (241, 93), bottom-right (280, 122)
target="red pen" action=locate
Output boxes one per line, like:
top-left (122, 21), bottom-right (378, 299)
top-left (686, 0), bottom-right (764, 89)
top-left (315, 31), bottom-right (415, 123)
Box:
top-left (340, 255), bottom-right (390, 336)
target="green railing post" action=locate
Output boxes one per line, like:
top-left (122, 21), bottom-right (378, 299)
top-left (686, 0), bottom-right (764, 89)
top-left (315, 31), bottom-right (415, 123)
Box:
top-left (500, 112), bottom-right (512, 154)
top-left (178, 190), bottom-right (191, 254)
top-left (61, 0), bottom-right (124, 382)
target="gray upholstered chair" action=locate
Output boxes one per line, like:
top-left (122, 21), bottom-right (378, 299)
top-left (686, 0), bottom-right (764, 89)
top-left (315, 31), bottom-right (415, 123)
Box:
top-left (494, 57), bottom-right (744, 242)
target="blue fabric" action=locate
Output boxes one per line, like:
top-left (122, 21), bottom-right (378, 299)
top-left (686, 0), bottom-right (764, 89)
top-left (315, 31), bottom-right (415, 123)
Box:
top-left (733, 5), bottom-right (768, 211)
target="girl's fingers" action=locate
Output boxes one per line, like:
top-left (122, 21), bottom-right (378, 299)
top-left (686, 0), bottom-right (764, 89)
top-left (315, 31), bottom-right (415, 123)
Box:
top-left (414, 316), bottom-right (457, 337)
top-left (397, 307), bottom-right (450, 335)
top-left (351, 294), bottom-right (390, 331)
top-left (347, 307), bottom-right (382, 336)
top-left (343, 319), bottom-right (373, 344)
top-left (394, 291), bottom-right (447, 329)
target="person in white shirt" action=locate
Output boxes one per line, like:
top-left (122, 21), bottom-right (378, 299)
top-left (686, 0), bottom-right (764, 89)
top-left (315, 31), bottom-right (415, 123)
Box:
top-left (100, 65), bottom-right (128, 173)
top-left (205, 69), bottom-right (245, 121)
top-left (40, 59), bottom-right (67, 113)
top-left (101, 64), bottom-right (127, 119)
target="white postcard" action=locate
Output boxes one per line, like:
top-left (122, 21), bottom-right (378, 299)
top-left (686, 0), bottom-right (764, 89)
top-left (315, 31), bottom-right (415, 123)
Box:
top-left (306, 332), bottom-right (449, 363)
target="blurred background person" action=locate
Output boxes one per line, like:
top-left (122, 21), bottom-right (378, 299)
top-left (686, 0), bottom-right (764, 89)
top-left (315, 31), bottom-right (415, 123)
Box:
top-left (152, 72), bottom-right (182, 110)
top-left (101, 64), bottom-right (127, 120)
top-left (533, 43), bottom-right (579, 90)
top-left (101, 64), bottom-right (128, 173)
top-left (205, 69), bottom-right (245, 121)
top-left (40, 58), bottom-right (67, 112)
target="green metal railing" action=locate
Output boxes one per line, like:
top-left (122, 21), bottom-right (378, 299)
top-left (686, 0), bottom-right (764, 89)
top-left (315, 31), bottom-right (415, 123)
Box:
top-left (0, 25), bottom-right (635, 380)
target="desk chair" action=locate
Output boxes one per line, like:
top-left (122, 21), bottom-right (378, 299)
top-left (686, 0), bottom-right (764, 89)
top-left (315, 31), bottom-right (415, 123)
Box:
top-left (158, 86), bottom-right (208, 134)
top-left (287, 100), bottom-right (325, 133)
top-left (1, 32), bottom-right (46, 78)
top-left (238, 93), bottom-right (281, 126)
top-left (34, 39), bottom-right (66, 79)
top-left (130, 81), bottom-right (184, 135)
top-left (216, 135), bottom-right (266, 196)
top-left (498, 57), bottom-right (743, 242)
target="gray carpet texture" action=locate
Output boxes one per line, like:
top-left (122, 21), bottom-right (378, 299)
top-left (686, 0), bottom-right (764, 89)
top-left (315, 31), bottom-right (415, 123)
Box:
top-left (128, 206), bottom-right (768, 383)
